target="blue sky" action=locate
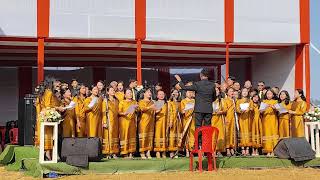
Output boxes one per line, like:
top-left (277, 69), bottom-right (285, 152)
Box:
top-left (310, 0), bottom-right (320, 99)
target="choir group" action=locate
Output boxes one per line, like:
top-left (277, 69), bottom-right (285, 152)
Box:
top-left (34, 76), bottom-right (308, 160)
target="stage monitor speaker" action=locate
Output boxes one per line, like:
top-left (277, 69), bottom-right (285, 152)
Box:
top-left (61, 137), bottom-right (102, 167)
top-left (274, 137), bottom-right (315, 162)
top-left (19, 94), bottom-right (36, 145)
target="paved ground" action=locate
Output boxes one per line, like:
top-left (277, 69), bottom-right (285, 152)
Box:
top-left (1, 166), bottom-right (320, 180)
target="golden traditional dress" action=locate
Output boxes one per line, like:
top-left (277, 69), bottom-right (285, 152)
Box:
top-left (115, 91), bottom-right (125, 101)
top-left (291, 100), bottom-right (307, 137)
top-left (261, 99), bottom-right (279, 153)
top-left (119, 100), bottom-right (137, 155)
top-left (278, 102), bottom-right (292, 138)
top-left (180, 98), bottom-right (195, 151)
top-left (84, 96), bottom-right (103, 138)
top-left (236, 98), bottom-right (253, 147)
top-left (211, 99), bottom-right (226, 152)
top-left (224, 97), bottom-right (236, 149)
top-left (251, 103), bottom-right (263, 148)
top-left (40, 89), bottom-right (61, 150)
top-left (168, 100), bottom-right (180, 151)
top-left (138, 100), bottom-right (155, 152)
top-left (73, 96), bottom-right (86, 137)
top-left (154, 101), bottom-right (168, 152)
top-left (102, 98), bottom-right (119, 155)
top-left (35, 97), bottom-right (41, 147)
top-left (61, 100), bottom-right (76, 138)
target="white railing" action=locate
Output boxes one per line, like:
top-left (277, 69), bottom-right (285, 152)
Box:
top-left (304, 121), bottom-right (320, 158)
top-left (39, 122), bottom-right (60, 164)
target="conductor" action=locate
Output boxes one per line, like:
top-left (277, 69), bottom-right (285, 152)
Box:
top-left (175, 68), bottom-right (216, 133)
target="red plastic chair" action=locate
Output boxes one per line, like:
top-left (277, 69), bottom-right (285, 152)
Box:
top-left (9, 128), bottom-right (19, 144)
top-left (0, 126), bottom-right (6, 148)
top-left (189, 126), bottom-right (219, 172)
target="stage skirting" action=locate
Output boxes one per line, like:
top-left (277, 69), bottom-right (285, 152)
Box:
top-left (1, 145), bottom-right (320, 178)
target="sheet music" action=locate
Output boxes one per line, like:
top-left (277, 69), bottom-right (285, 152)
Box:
top-left (259, 102), bottom-right (268, 112)
top-left (88, 97), bottom-right (98, 108)
top-left (64, 101), bottom-right (76, 110)
top-left (240, 103), bottom-right (249, 111)
top-left (184, 102), bottom-right (194, 111)
top-left (274, 103), bottom-right (288, 114)
top-left (125, 104), bottom-right (138, 114)
top-left (212, 102), bottom-right (219, 113)
top-left (154, 101), bottom-right (165, 111)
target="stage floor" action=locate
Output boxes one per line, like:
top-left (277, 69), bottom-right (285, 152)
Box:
top-left (1, 145), bottom-right (320, 178)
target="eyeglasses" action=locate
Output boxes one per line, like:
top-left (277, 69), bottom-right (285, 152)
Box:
top-left (258, 84), bottom-right (264, 86)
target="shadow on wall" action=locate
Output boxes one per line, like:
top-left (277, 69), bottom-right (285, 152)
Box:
top-left (252, 46), bottom-right (296, 95)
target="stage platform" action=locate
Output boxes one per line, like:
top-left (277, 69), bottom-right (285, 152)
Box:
top-left (1, 145), bottom-right (320, 178)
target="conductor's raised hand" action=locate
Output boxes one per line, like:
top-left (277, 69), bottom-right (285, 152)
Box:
top-left (174, 74), bottom-right (182, 82)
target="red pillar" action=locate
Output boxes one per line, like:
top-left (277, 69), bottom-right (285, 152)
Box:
top-left (37, 38), bottom-right (44, 84)
top-left (136, 39), bottom-right (142, 85)
top-left (224, 0), bottom-right (234, 81)
top-left (295, 45), bottom-right (304, 90)
top-left (225, 43), bottom-right (230, 79)
top-left (305, 44), bottom-right (310, 106)
top-left (299, 0), bottom-right (310, 44)
top-left (224, 0), bottom-right (234, 43)
top-left (37, 0), bottom-right (50, 84)
top-left (135, 0), bottom-right (146, 86)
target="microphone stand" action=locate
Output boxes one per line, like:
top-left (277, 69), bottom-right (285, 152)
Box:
top-left (232, 98), bottom-right (241, 155)
top-left (104, 98), bottom-right (112, 158)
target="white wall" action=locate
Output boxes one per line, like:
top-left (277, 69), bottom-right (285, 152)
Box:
top-left (50, 0), bottom-right (134, 38)
top-left (252, 46), bottom-right (296, 97)
top-left (234, 0), bottom-right (300, 43)
top-left (0, 68), bottom-right (18, 126)
top-left (0, 0), bottom-right (36, 37)
top-left (146, 0), bottom-right (224, 42)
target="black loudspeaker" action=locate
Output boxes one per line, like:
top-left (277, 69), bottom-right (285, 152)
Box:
top-left (274, 137), bottom-right (316, 162)
top-left (61, 137), bottom-right (102, 167)
top-left (18, 94), bottom-right (37, 145)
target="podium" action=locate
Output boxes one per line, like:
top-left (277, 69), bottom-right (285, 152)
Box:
top-left (39, 122), bottom-right (60, 164)
top-left (305, 121), bottom-right (320, 157)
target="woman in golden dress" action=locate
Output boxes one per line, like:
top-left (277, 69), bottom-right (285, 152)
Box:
top-left (225, 88), bottom-right (236, 156)
top-left (251, 94), bottom-right (263, 156)
top-left (37, 78), bottom-right (62, 160)
top-left (261, 89), bottom-right (279, 156)
top-left (180, 90), bottom-right (195, 157)
top-left (168, 89), bottom-right (181, 158)
top-left (84, 86), bottom-right (103, 138)
top-left (102, 87), bottom-right (119, 158)
top-left (61, 88), bottom-right (76, 138)
top-left (289, 89), bottom-right (307, 138)
top-left (138, 88), bottom-right (156, 159)
top-left (278, 90), bottom-right (292, 139)
top-left (73, 84), bottom-right (87, 137)
top-left (118, 88), bottom-right (138, 159)
top-left (236, 88), bottom-right (253, 156)
top-left (115, 81), bottom-right (125, 101)
top-left (154, 90), bottom-right (168, 158)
